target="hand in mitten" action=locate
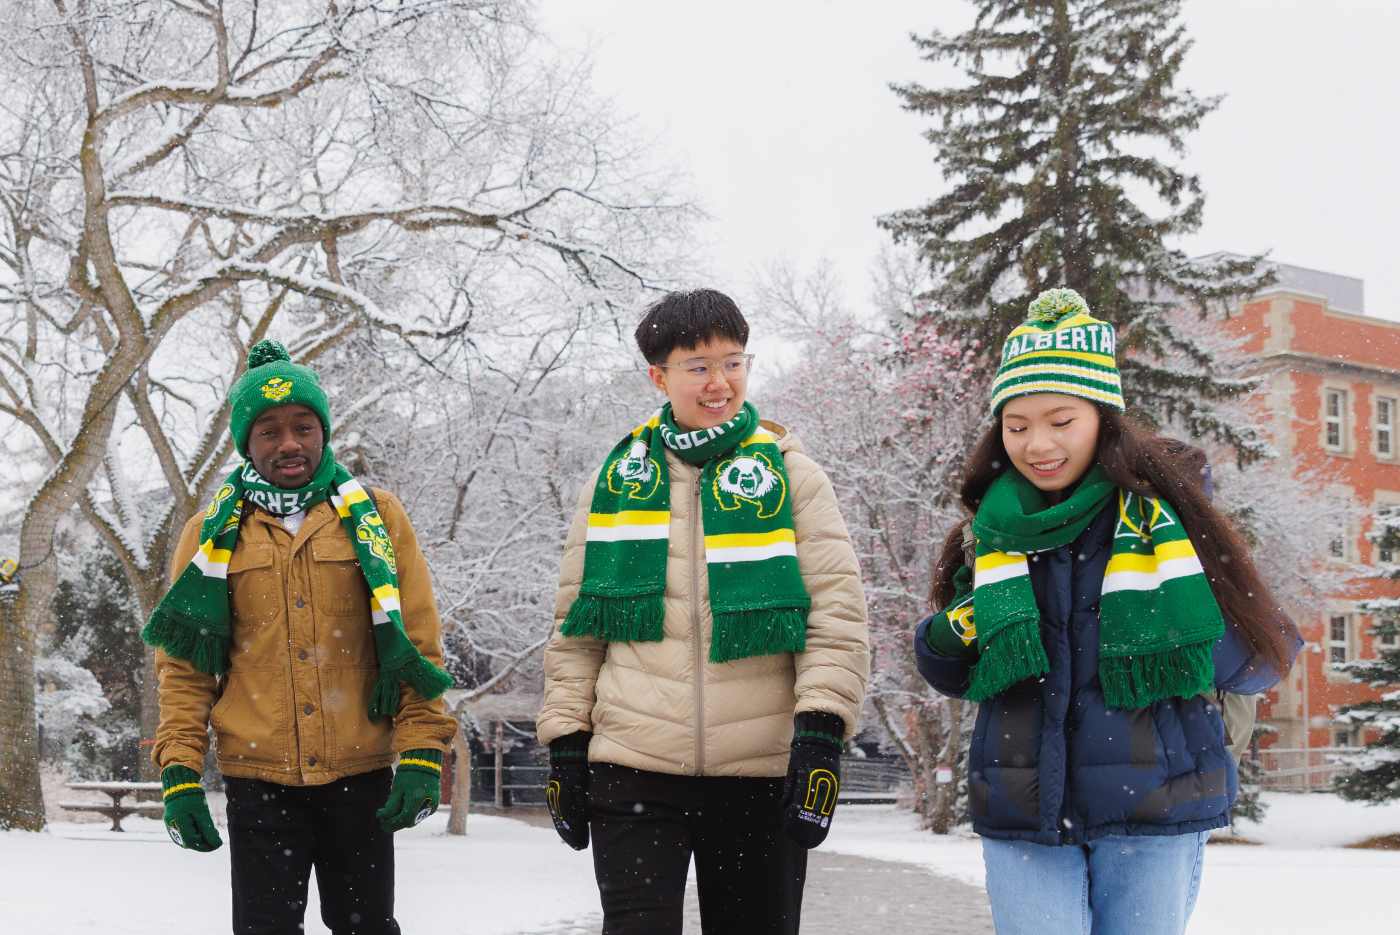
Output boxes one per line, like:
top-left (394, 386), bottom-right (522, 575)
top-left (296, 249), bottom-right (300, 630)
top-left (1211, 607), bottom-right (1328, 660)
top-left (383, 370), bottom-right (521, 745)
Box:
top-left (782, 712), bottom-right (845, 849)
top-left (546, 731), bottom-right (591, 850)
top-left (924, 565), bottom-right (978, 659)
top-left (161, 765), bottom-right (223, 852)
top-left (376, 749), bottom-right (443, 832)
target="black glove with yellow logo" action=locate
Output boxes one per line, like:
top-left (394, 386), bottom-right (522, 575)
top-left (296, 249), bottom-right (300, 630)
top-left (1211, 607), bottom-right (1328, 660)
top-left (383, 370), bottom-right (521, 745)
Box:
top-left (782, 712), bottom-right (845, 849)
top-left (546, 731), bottom-right (591, 850)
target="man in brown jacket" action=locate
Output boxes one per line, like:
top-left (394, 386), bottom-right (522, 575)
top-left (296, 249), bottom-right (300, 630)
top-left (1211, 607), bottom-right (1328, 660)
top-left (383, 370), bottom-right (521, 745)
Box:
top-left (537, 290), bottom-right (870, 935)
top-left (144, 340), bottom-right (455, 935)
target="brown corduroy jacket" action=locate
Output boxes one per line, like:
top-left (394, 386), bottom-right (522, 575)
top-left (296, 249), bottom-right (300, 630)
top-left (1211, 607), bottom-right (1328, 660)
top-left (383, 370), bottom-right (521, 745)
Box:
top-left (152, 488), bottom-right (456, 785)
top-left (537, 421), bottom-right (870, 777)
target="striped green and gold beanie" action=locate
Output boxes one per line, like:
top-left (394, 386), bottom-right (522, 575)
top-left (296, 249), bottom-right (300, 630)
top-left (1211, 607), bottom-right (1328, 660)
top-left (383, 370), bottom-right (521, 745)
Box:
top-left (989, 288), bottom-right (1125, 414)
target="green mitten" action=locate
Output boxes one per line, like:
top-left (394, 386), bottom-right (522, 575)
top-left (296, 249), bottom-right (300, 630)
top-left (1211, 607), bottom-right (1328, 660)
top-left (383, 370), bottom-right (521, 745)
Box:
top-left (924, 565), bottom-right (979, 659)
top-left (376, 748), bottom-right (443, 832)
top-left (161, 765), bottom-right (223, 852)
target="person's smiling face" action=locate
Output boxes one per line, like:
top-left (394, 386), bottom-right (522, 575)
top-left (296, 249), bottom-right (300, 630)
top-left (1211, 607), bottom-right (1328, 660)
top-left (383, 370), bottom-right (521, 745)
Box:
top-left (247, 404), bottom-right (325, 489)
top-left (1000, 394), bottom-right (1101, 498)
top-left (648, 337), bottom-right (750, 430)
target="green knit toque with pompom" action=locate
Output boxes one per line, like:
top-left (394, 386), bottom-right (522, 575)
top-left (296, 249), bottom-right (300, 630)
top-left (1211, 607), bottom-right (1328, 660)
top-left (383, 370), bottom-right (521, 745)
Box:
top-left (227, 340), bottom-right (332, 456)
top-left (989, 288), bottom-right (1125, 414)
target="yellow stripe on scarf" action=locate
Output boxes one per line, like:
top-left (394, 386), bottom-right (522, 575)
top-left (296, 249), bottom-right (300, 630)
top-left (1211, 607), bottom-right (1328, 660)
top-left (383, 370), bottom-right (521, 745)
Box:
top-left (704, 529), bottom-right (796, 549)
top-left (1104, 538), bottom-right (1197, 575)
top-left (588, 511), bottom-right (670, 527)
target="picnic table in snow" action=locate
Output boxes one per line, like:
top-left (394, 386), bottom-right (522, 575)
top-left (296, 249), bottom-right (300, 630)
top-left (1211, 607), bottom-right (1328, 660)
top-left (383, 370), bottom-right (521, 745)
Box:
top-left (60, 781), bottom-right (164, 831)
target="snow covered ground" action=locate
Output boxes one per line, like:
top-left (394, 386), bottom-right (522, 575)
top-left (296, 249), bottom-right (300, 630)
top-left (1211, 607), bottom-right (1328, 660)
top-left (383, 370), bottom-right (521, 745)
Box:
top-left (819, 793), bottom-right (1400, 935)
top-left (1, 811), bottom-right (600, 935)
top-left (3, 792), bottom-right (1396, 934)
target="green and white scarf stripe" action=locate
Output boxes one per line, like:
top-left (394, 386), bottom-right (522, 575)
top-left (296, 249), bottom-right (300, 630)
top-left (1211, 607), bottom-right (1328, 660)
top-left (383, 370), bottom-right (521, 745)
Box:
top-left (963, 466), bottom-right (1223, 709)
top-left (142, 450), bottom-right (452, 718)
top-left (562, 402), bottom-right (810, 663)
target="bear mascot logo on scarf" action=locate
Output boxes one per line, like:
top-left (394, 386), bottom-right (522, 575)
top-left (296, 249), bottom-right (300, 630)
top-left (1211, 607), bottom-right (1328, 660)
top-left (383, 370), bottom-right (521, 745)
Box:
top-left (713, 452), bottom-right (787, 519)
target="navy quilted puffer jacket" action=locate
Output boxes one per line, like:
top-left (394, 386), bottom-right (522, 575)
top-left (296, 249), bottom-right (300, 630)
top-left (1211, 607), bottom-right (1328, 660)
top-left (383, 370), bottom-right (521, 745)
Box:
top-left (914, 503), bottom-right (1296, 845)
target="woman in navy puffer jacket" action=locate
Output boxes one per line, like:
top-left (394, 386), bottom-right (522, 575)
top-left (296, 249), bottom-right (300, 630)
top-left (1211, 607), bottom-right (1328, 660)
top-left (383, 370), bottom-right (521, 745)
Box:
top-left (916, 290), bottom-right (1301, 935)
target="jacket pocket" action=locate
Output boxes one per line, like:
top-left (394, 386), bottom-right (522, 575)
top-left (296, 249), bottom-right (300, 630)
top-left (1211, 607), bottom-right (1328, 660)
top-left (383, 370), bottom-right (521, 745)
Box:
top-left (211, 669), bottom-right (291, 771)
top-left (228, 545), bottom-right (283, 662)
top-left (311, 536), bottom-right (372, 619)
top-left (323, 667), bottom-right (393, 766)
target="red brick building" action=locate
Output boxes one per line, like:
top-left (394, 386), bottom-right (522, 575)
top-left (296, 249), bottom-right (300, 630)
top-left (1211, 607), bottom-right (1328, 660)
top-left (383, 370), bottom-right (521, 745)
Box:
top-left (1224, 262), bottom-right (1400, 759)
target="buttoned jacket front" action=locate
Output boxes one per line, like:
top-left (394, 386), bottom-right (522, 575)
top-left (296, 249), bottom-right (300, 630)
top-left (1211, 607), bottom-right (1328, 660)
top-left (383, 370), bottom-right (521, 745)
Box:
top-left (152, 488), bottom-right (456, 785)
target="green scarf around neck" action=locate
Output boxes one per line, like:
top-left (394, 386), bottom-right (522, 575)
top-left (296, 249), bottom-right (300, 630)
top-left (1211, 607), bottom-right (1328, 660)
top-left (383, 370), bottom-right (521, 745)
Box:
top-left (562, 402), bottom-right (810, 663)
top-left (965, 465), bottom-right (1223, 709)
top-left (142, 450), bottom-right (452, 718)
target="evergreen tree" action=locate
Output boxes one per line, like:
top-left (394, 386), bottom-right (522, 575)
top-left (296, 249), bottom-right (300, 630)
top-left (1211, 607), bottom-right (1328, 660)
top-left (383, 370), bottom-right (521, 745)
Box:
top-left (1334, 506), bottom-right (1400, 803)
top-left (45, 549), bottom-right (144, 779)
top-left (882, 0), bottom-right (1275, 457)
top-left (1230, 721), bottom-right (1275, 826)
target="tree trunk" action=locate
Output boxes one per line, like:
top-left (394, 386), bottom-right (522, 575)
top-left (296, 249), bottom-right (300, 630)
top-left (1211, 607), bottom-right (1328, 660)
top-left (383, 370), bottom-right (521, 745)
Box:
top-left (132, 582), bottom-right (165, 781)
top-left (0, 231), bottom-right (143, 826)
top-left (138, 644), bottom-right (162, 781)
top-left (0, 587), bottom-right (45, 829)
top-left (927, 698), bottom-right (965, 834)
top-left (448, 723), bottom-right (471, 836)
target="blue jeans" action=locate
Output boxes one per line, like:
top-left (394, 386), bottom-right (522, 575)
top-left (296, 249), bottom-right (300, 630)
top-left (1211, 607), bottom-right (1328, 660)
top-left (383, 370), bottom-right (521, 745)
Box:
top-left (981, 832), bottom-right (1208, 935)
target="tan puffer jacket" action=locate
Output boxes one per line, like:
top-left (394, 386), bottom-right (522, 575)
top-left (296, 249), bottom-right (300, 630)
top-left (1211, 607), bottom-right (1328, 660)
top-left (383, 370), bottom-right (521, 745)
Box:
top-left (537, 420), bottom-right (869, 777)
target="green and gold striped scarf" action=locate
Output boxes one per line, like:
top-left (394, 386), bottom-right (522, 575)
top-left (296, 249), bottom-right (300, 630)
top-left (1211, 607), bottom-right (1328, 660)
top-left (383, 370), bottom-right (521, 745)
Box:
top-left (142, 450), bottom-right (451, 717)
top-left (963, 466), bottom-right (1223, 708)
top-left (562, 402), bottom-right (810, 662)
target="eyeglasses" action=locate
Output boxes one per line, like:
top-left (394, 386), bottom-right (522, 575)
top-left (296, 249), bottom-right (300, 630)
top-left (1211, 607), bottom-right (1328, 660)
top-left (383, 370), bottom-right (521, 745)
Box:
top-left (654, 353), bottom-right (755, 384)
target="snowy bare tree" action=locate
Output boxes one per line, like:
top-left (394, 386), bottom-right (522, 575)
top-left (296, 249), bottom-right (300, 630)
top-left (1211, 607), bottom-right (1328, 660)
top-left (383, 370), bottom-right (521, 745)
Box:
top-left (0, 0), bottom-right (693, 829)
top-left (754, 252), bottom-right (985, 832)
top-left (339, 351), bottom-right (655, 835)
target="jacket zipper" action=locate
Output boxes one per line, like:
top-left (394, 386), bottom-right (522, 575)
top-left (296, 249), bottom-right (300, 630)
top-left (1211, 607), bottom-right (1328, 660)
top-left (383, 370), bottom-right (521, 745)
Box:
top-left (691, 476), bottom-right (705, 777)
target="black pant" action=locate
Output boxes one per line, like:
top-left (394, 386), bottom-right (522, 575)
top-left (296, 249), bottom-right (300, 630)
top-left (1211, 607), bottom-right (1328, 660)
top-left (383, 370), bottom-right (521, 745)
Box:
top-left (589, 764), bottom-right (808, 935)
top-left (225, 768), bottom-right (399, 935)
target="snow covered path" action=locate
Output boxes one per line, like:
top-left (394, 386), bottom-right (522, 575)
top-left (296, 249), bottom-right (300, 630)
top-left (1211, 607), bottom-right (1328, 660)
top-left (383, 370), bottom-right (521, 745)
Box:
top-left (3, 793), bottom-right (1397, 934)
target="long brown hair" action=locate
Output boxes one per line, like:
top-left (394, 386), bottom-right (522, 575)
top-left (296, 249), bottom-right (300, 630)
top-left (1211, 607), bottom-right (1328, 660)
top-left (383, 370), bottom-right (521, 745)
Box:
top-left (931, 407), bottom-right (1300, 677)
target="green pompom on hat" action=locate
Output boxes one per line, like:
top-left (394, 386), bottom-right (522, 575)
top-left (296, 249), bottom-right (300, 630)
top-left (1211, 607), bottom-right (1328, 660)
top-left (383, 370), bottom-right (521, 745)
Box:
top-left (228, 340), bottom-right (332, 457)
top-left (989, 288), bottom-right (1125, 415)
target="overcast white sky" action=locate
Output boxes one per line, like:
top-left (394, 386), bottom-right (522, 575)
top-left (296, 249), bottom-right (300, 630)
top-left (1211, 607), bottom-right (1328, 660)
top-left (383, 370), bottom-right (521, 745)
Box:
top-left (540, 0), bottom-right (1400, 321)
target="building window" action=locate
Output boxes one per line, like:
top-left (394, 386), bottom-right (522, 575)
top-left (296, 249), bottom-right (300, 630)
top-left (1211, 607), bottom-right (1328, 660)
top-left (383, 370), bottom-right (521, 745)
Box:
top-left (1333, 725), bottom-right (1358, 748)
top-left (1380, 505), bottom-right (1398, 565)
top-left (1328, 508), bottom-right (1350, 560)
top-left (1328, 614), bottom-right (1351, 664)
top-left (1379, 396), bottom-right (1396, 458)
top-left (1379, 627), bottom-right (1398, 650)
top-left (1324, 388), bottom-right (1348, 451)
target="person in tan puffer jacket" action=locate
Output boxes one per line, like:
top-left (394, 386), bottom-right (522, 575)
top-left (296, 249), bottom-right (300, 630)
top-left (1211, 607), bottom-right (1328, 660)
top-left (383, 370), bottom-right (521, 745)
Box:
top-left (537, 289), bottom-right (870, 935)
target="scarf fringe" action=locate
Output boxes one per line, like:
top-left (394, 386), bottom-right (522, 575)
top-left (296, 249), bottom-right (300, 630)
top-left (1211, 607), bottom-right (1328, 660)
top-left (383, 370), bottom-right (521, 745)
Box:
top-left (141, 611), bottom-right (229, 676)
top-left (369, 656), bottom-right (455, 719)
top-left (561, 593), bottom-right (665, 643)
top-left (710, 608), bottom-right (807, 663)
top-left (1098, 640), bottom-right (1216, 710)
top-left (965, 617), bottom-right (1050, 703)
